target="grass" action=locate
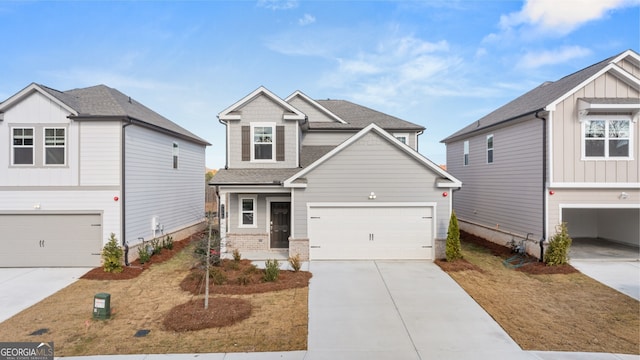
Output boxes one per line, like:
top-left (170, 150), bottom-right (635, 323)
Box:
top-left (439, 237), bottom-right (639, 354)
top-left (0, 241), bottom-right (309, 356)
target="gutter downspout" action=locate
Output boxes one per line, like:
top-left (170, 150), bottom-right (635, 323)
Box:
top-left (218, 116), bottom-right (229, 169)
top-left (122, 118), bottom-right (133, 265)
top-left (535, 111), bottom-right (547, 262)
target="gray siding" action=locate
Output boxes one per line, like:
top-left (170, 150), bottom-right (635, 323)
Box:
top-left (301, 131), bottom-right (354, 146)
top-left (446, 117), bottom-right (544, 238)
top-left (288, 97), bottom-right (336, 122)
top-left (293, 131), bottom-right (451, 239)
top-left (124, 125), bottom-right (205, 244)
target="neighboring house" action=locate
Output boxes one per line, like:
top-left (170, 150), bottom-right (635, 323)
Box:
top-left (0, 83), bottom-right (210, 267)
top-left (210, 86), bottom-right (461, 260)
top-left (442, 50), bottom-right (640, 258)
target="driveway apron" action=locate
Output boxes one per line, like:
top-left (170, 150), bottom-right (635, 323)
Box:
top-left (307, 261), bottom-right (530, 360)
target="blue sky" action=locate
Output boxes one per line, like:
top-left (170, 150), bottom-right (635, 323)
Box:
top-left (1, 0), bottom-right (638, 169)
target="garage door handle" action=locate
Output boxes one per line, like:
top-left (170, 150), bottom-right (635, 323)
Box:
top-left (310, 246), bottom-right (321, 248)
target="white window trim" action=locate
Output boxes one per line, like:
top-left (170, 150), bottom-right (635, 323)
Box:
top-left (172, 142), bottom-right (179, 169)
top-left (581, 114), bottom-right (634, 161)
top-left (238, 195), bottom-right (258, 228)
top-left (251, 122), bottom-right (276, 162)
top-left (393, 133), bottom-right (409, 145)
top-left (463, 140), bottom-right (469, 166)
top-left (486, 134), bottom-right (494, 164)
top-left (11, 126), bottom-right (35, 166)
top-left (43, 127), bottom-right (66, 166)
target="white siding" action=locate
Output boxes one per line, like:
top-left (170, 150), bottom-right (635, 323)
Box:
top-left (124, 125), bottom-right (206, 245)
top-left (79, 121), bottom-right (121, 186)
top-left (292, 131), bottom-right (451, 239)
top-left (446, 117), bottom-right (544, 238)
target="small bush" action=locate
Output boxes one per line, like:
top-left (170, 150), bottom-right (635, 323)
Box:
top-left (445, 210), bottom-right (463, 261)
top-left (223, 260), bottom-right (240, 271)
top-left (232, 248), bottom-right (242, 262)
top-left (288, 254), bottom-right (302, 272)
top-left (150, 237), bottom-right (162, 255)
top-left (237, 274), bottom-right (253, 286)
top-left (209, 268), bottom-right (227, 285)
top-left (263, 259), bottom-right (280, 282)
top-left (545, 223), bottom-right (572, 266)
top-left (162, 235), bottom-right (174, 250)
top-left (194, 233), bottom-right (221, 267)
top-left (102, 233), bottom-right (123, 273)
top-left (243, 264), bottom-right (258, 275)
top-left (137, 243), bottom-right (151, 264)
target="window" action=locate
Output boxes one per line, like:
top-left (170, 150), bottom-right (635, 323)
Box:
top-left (44, 128), bottom-right (65, 165)
top-left (252, 125), bottom-right (274, 160)
top-left (486, 134), bottom-right (494, 164)
top-left (239, 196), bottom-right (256, 227)
top-left (463, 140), bottom-right (469, 166)
top-left (172, 142), bottom-right (179, 169)
top-left (584, 117), bottom-right (631, 158)
top-left (12, 128), bottom-right (34, 165)
top-left (394, 133), bottom-right (409, 144)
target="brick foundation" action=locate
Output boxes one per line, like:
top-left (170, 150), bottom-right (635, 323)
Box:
top-left (289, 238), bottom-right (309, 261)
top-left (225, 233), bottom-right (270, 252)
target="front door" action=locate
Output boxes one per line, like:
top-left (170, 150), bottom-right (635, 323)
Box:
top-left (270, 202), bottom-right (290, 249)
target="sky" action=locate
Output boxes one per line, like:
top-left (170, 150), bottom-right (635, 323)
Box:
top-left (1, 0), bottom-right (638, 169)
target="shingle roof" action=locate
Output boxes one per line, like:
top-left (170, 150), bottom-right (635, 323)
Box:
top-left (39, 84), bottom-right (209, 145)
top-left (441, 52), bottom-right (624, 143)
top-left (309, 99), bottom-right (424, 131)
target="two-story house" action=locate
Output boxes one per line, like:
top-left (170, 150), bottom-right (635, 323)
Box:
top-left (0, 83), bottom-right (210, 267)
top-left (211, 86), bottom-right (461, 261)
top-left (442, 50), bottom-right (640, 258)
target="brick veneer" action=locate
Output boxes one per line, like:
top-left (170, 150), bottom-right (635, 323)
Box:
top-left (289, 238), bottom-right (309, 261)
top-left (225, 233), bottom-right (270, 252)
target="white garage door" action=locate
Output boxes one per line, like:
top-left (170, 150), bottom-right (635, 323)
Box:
top-left (308, 205), bottom-right (433, 260)
top-left (0, 214), bottom-right (103, 267)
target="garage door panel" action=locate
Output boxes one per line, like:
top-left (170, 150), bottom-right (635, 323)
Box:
top-left (308, 206), bottom-right (433, 260)
top-left (0, 214), bottom-right (102, 267)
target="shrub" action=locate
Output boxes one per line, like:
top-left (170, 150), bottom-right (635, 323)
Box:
top-left (237, 274), bottom-right (253, 286)
top-left (243, 263), bottom-right (258, 275)
top-left (194, 232), bottom-right (221, 267)
top-left (150, 237), bottom-right (162, 255)
top-left (445, 210), bottom-right (463, 261)
top-left (162, 235), bottom-right (174, 250)
top-left (102, 233), bottom-right (123, 273)
top-left (137, 243), bottom-right (151, 264)
top-left (545, 223), bottom-right (572, 266)
top-left (209, 267), bottom-right (227, 285)
top-left (288, 254), bottom-right (302, 272)
top-left (263, 259), bottom-right (280, 282)
top-left (232, 248), bottom-right (242, 262)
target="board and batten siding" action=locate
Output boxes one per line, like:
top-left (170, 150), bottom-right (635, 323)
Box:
top-left (124, 125), bottom-right (205, 245)
top-left (551, 71), bottom-right (640, 184)
top-left (79, 121), bottom-right (121, 186)
top-left (292, 131), bottom-right (450, 239)
top-left (227, 95), bottom-right (298, 169)
top-left (446, 117), bottom-right (544, 238)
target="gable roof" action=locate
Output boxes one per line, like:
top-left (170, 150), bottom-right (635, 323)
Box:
top-left (0, 83), bottom-right (209, 145)
top-left (310, 99), bottom-right (425, 131)
top-left (283, 123), bottom-right (460, 188)
top-left (218, 86), bottom-right (306, 121)
top-left (442, 49), bottom-right (640, 143)
top-left (285, 90), bottom-right (347, 124)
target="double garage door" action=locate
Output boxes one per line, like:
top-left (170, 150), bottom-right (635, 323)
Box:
top-left (0, 214), bottom-right (103, 267)
top-left (308, 205), bottom-right (433, 260)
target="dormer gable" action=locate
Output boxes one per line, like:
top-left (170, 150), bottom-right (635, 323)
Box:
top-left (0, 83), bottom-right (78, 116)
top-left (285, 90), bottom-right (346, 124)
top-left (218, 86), bottom-right (306, 122)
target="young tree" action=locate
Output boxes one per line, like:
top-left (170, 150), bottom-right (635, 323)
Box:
top-left (544, 222), bottom-right (572, 266)
top-left (446, 210), bottom-right (463, 261)
top-left (102, 233), bottom-right (123, 273)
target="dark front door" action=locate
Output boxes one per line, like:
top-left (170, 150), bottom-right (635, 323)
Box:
top-left (270, 202), bottom-right (290, 249)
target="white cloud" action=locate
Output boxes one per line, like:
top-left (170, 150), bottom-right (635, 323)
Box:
top-left (500, 0), bottom-right (636, 34)
top-left (298, 13), bottom-right (315, 26)
top-left (517, 46), bottom-right (592, 69)
top-left (257, 0), bottom-right (298, 10)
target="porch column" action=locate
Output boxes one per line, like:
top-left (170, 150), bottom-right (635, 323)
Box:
top-left (219, 189), bottom-right (228, 253)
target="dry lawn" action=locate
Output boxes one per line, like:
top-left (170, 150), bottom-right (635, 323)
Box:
top-left (440, 238), bottom-right (640, 354)
top-left (0, 243), bottom-right (309, 356)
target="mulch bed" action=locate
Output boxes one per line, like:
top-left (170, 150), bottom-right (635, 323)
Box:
top-left (163, 297), bottom-right (253, 331)
top-left (181, 259), bottom-right (313, 295)
top-left (435, 258), bottom-right (484, 273)
top-left (460, 231), bottom-right (578, 275)
top-left (81, 234), bottom-right (197, 280)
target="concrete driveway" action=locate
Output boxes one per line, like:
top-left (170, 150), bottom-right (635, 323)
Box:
top-left (570, 261), bottom-right (640, 301)
top-left (0, 267), bottom-right (91, 323)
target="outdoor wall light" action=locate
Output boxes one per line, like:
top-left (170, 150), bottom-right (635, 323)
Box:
top-left (619, 192), bottom-right (629, 200)
top-left (33, 203), bottom-right (41, 209)
top-left (368, 192), bottom-right (377, 200)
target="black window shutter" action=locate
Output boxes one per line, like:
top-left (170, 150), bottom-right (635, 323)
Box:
top-left (276, 126), bottom-right (285, 161)
top-left (241, 126), bottom-right (250, 161)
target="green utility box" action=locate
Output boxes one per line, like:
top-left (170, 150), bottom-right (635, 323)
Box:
top-left (93, 293), bottom-right (111, 320)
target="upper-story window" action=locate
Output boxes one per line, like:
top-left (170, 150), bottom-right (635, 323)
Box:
top-left (583, 116), bottom-right (632, 159)
top-left (12, 127), bottom-right (34, 165)
top-left (172, 142), bottom-right (179, 169)
top-left (486, 134), bottom-right (494, 164)
top-left (252, 124), bottom-right (275, 161)
top-left (394, 133), bottom-right (409, 144)
top-left (463, 140), bottom-right (469, 166)
top-left (44, 128), bottom-right (66, 165)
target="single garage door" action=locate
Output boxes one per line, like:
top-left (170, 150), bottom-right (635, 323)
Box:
top-left (308, 205), bottom-right (433, 260)
top-left (0, 214), bottom-right (103, 267)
